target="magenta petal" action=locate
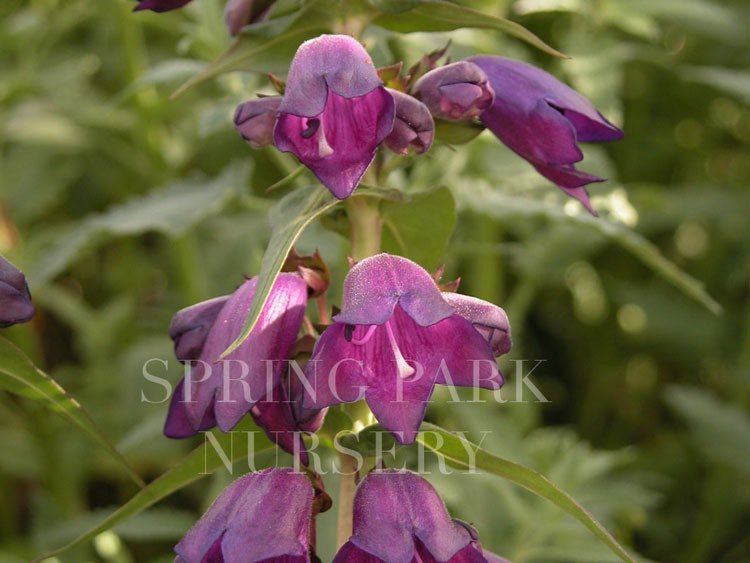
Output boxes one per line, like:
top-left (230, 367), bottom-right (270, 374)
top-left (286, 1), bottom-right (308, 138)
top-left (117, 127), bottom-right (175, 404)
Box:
top-left (334, 254), bottom-right (454, 327)
top-left (175, 469), bottom-right (313, 563)
top-left (279, 35), bottom-right (384, 117)
top-left (164, 379), bottom-right (217, 439)
top-left (341, 471), bottom-right (480, 562)
top-left (385, 89), bottom-right (434, 155)
top-left (442, 293), bottom-right (511, 357)
top-left (414, 61), bottom-right (494, 121)
top-left (333, 542), bottom-right (384, 563)
top-left (171, 274), bottom-right (307, 434)
top-left (274, 88), bottom-right (394, 199)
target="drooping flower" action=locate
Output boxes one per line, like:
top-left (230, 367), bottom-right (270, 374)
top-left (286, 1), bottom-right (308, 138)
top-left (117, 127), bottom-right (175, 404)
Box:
top-left (334, 470), bottom-right (490, 562)
top-left (164, 274), bottom-right (325, 464)
top-left (273, 34), bottom-right (396, 199)
top-left (303, 254), bottom-right (508, 444)
top-left (413, 61), bottom-right (495, 121)
top-left (175, 468), bottom-right (323, 563)
top-left (133, 0), bottom-right (193, 13)
top-left (469, 56), bottom-right (623, 215)
top-left (0, 256), bottom-right (35, 328)
top-left (234, 96), bottom-right (281, 149)
top-left (384, 89), bottom-right (434, 156)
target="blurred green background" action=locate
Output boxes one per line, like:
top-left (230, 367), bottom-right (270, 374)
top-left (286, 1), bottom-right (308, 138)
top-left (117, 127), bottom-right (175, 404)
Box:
top-left (1, 0), bottom-right (749, 562)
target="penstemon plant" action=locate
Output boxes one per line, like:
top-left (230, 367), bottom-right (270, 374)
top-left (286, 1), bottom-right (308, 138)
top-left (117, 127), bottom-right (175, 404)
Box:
top-left (6, 0), bottom-right (730, 562)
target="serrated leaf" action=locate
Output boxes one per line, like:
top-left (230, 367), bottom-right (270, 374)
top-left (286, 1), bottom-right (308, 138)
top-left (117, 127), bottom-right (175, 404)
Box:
top-left (220, 186), bottom-right (339, 358)
top-left (34, 423), bottom-right (277, 561)
top-left (0, 337), bottom-right (144, 489)
top-left (381, 186), bottom-right (456, 269)
top-left (416, 423), bottom-right (637, 563)
top-left (373, 1), bottom-right (566, 58)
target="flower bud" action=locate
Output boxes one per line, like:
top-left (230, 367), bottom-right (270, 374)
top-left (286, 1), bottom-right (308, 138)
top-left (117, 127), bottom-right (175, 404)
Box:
top-left (133, 0), bottom-right (192, 13)
top-left (233, 96), bottom-right (281, 149)
top-left (413, 61), bottom-right (495, 121)
top-left (0, 256), bottom-right (35, 328)
top-left (384, 89), bottom-right (434, 155)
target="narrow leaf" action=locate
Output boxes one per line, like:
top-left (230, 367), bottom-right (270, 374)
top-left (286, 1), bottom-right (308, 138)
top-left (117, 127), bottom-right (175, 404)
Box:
top-left (0, 337), bottom-right (144, 489)
top-left (417, 423), bottom-right (636, 563)
top-left (220, 186), bottom-right (339, 358)
top-left (373, 1), bottom-right (566, 58)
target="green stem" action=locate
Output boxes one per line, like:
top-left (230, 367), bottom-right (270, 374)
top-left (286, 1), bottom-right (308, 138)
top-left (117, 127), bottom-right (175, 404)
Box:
top-left (346, 197), bottom-right (382, 262)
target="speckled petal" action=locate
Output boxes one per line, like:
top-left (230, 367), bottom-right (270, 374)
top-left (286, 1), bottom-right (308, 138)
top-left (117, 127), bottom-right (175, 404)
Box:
top-left (339, 471), bottom-right (481, 563)
top-left (334, 254), bottom-right (454, 327)
top-left (442, 293), bottom-right (511, 356)
top-left (175, 468), bottom-right (313, 563)
top-left (169, 295), bottom-right (230, 362)
top-left (279, 35), bottom-right (384, 117)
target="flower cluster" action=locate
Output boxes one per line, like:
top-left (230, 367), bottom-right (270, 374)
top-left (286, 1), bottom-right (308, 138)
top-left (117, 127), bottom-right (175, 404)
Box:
top-left (233, 34), bottom-right (622, 213)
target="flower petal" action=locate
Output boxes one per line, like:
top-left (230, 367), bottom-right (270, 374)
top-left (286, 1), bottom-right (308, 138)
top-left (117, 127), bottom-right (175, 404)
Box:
top-left (385, 89), bottom-right (434, 155)
top-left (274, 88), bottom-right (394, 199)
top-left (133, 0), bottom-right (192, 12)
top-left (169, 295), bottom-right (230, 362)
top-left (234, 96), bottom-right (282, 149)
top-left (334, 254), bottom-right (454, 327)
top-left (441, 293), bottom-right (511, 357)
top-left (0, 256), bottom-right (35, 328)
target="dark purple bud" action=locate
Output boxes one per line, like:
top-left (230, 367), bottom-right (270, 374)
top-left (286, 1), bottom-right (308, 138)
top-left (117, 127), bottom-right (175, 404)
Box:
top-left (273, 34), bottom-right (396, 199)
top-left (169, 295), bottom-right (230, 362)
top-left (0, 256), bottom-right (35, 328)
top-left (224, 0), bottom-right (276, 35)
top-left (469, 56), bottom-right (623, 215)
top-left (442, 292), bottom-right (511, 356)
top-left (133, 0), bottom-right (193, 13)
top-left (333, 470), bottom-right (490, 562)
top-left (384, 89), bottom-right (434, 155)
top-left (234, 96), bottom-right (281, 149)
top-left (304, 254), bottom-right (505, 444)
top-left (175, 468), bottom-right (317, 562)
top-left (413, 61), bottom-right (495, 121)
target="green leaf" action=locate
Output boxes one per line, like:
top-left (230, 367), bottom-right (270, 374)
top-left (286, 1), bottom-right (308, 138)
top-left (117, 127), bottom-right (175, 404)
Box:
top-left (28, 162), bottom-right (249, 287)
top-left (220, 186), bottom-right (339, 358)
top-left (0, 337), bottom-right (144, 489)
top-left (381, 186), bottom-right (456, 270)
top-left (34, 425), bottom-right (277, 561)
top-left (373, 1), bottom-right (566, 58)
top-left (416, 423), bottom-right (637, 563)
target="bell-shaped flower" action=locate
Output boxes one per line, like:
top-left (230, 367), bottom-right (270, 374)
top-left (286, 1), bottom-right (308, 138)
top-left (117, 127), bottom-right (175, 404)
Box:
top-left (175, 467), bottom-right (320, 563)
top-left (442, 292), bottom-right (511, 357)
top-left (273, 34), bottom-right (396, 199)
top-left (303, 254), bottom-right (507, 444)
top-left (0, 256), bottom-right (35, 328)
top-left (469, 56), bottom-right (623, 215)
top-left (384, 89), bottom-right (434, 155)
top-left (234, 96), bottom-right (281, 149)
top-left (334, 470), bottom-right (490, 562)
top-left (413, 61), bottom-right (495, 121)
top-left (164, 274), bottom-right (325, 464)
top-left (133, 0), bottom-right (192, 12)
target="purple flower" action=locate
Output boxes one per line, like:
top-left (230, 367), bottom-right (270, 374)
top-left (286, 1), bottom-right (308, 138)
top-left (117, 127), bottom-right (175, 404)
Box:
top-left (413, 61), bottom-right (495, 121)
top-left (470, 56), bottom-right (623, 215)
top-left (164, 274), bottom-right (325, 464)
top-left (234, 96), bottom-right (281, 149)
top-left (175, 468), bottom-right (316, 563)
top-left (303, 254), bottom-right (507, 444)
top-left (334, 470), bottom-right (489, 562)
top-left (133, 0), bottom-right (192, 13)
top-left (385, 89), bottom-right (434, 156)
top-left (273, 35), bottom-right (396, 199)
top-left (0, 256), bottom-right (35, 328)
